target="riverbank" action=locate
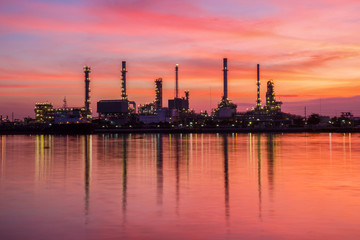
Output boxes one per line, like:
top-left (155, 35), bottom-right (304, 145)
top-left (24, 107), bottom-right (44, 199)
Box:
top-left (94, 127), bottom-right (360, 134)
top-left (1, 125), bottom-right (360, 134)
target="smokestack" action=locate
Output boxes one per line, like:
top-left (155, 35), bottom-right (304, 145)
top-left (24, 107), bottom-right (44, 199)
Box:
top-left (155, 78), bottom-right (163, 109)
top-left (256, 64), bottom-right (261, 109)
top-left (84, 66), bottom-right (91, 118)
top-left (175, 64), bottom-right (179, 98)
top-left (223, 58), bottom-right (228, 99)
top-left (121, 61), bottom-right (127, 100)
top-left (185, 90), bottom-right (189, 110)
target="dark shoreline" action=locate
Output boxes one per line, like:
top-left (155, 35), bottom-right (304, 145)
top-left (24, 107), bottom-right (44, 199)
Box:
top-left (93, 127), bottom-right (360, 134)
top-left (1, 126), bottom-right (360, 135)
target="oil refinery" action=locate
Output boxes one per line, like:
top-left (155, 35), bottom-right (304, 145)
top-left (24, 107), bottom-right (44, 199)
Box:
top-left (1, 58), bottom-right (359, 133)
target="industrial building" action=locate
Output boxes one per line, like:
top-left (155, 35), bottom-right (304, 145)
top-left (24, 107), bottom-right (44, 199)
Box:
top-left (34, 102), bottom-right (55, 123)
top-left (54, 105), bottom-right (87, 124)
top-left (27, 58), bottom-right (311, 130)
top-left (34, 66), bottom-right (92, 125)
top-left (34, 103), bottom-right (87, 124)
top-left (55, 66), bottom-right (92, 124)
top-left (249, 64), bottom-right (282, 114)
top-left (168, 64), bottom-right (189, 112)
top-left (138, 64), bottom-right (193, 125)
top-left (168, 91), bottom-right (189, 111)
top-left (138, 78), bottom-right (163, 115)
top-left (214, 58), bottom-right (237, 118)
top-left (97, 100), bottom-right (130, 116)
top-left (241, 64), bottom-right (291, 127)
top-left (139, 78), bottom-right (177, 124)
top-left (264, 79), bottom-right (282, 113)
top-left (97, 61), bottom-right (136, 123)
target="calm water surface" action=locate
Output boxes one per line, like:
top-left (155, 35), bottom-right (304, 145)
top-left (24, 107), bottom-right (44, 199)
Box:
top-left (1, 133), bottom-right (360, 239)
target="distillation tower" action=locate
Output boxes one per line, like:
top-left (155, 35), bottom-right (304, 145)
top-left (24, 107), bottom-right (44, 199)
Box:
top-left (215, 58), bottom-right (237, 118)
top-left (84, 66), bottom-right (91, 120)
top-left (155, 78), bottom-right (163, 109)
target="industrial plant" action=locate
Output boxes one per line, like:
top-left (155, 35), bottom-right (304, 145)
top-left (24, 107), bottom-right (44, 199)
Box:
top-left (33, 66), bottom-right (91, 125)
top-left (1, 58), bottom-right (359, 133)
top-left (214, 58), bottom-right (237, 118)
top-left (97, 61), bottom-right (136, 124)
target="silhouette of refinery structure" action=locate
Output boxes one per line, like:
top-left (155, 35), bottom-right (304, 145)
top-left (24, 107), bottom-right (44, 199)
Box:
top-left (7, 57), bottom-right (344, 132)
top-left (25, 58), bottom-right (302, 129)
top-left (34, 66), bottom-right (91, 125)
top-left (241, 63), bottom-right (288, 128)
top-left (137, 64), bottom-right (190, 124)
top-left (96, 61), bottom-right (136, 124)
top-left (214, 58), bottom-right (237, 118)
top-left (90, 58), bottom-right (296, 128)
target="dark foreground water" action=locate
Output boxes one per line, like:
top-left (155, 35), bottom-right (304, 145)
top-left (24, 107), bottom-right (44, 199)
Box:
top-left (1, 133), bottom-right (360, 239)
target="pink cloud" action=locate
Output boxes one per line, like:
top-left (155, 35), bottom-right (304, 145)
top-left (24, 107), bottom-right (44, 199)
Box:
top-left (1, 0), bottom-right (360, 117)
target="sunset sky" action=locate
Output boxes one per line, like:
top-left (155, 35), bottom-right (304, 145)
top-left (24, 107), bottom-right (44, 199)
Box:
top-left (1, 0), bottom-right (360, 119)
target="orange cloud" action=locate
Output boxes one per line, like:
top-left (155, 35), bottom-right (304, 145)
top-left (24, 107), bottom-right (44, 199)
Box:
top-left (1, 0), bottom-right (360, 118)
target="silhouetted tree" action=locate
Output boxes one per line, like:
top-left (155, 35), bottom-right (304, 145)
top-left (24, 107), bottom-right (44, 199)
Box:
top-left (307, 114), bottom-right (320, 125)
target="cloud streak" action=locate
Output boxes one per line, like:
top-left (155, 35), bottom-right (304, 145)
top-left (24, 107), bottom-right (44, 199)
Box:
top-left (1, 0), bottom-right (360, 117)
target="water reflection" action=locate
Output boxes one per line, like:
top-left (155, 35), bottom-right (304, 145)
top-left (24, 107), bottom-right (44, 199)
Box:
top-left (256, 134), bottom-right (262, 220)
top-left (84, 135), bottom-right (92, 219)
top-left (253, 134), bottom-right (278, 219)
top-left (223, 135), bottom-right (230, 219)
top-left (122, 135), bottom-right (128, 223)
top-left (1, 136), bottom-right (6, 180)
top-left (156, 134), bottom-right (163, 206)
top-left (267, 134), bottom-right (275, 200)
top-left (329, 133), bottom-right (332, 163)
top-left (349, 133), bottom-right (352, 161)
top-left (35, 135), bottom-right (54, 181)
top-left (175, 134), bottom-right (180, 213)
top-left (2, 133), bottom-right (360, 239)
top-left (28, 133), bottom-right (280, 226)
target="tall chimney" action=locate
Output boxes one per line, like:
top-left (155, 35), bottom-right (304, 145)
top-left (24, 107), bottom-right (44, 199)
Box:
top-left (155, 78), bottom-right (163, 109)
top-left (121, 61), bottom-right (127, 100)
top-left (223, 58), bottom-right (228, 99)
top-left (175, 64), bottom-right (179, 98)
top-left (84, 66), bottom-right (91, 118)
top-left (256, 64), bottom-right (261, 109)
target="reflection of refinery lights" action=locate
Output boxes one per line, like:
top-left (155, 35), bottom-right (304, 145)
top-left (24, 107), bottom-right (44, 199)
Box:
top-left (35, 135), bottom-right (53, 181)
top-left (83, 134), bottom-right (93, 218)
top-left (84, 135), bottom-right (92, 204)
top-left (84, 135), bottom-right (92, 171)
top-left (1, 136), bottom-right (6, 179)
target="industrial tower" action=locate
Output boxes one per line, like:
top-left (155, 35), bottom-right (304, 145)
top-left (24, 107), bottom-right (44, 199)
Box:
top-left (256, 64), bottom-right (261, 110)
top-left (138, 78), bottom-right (164, 115)
top-left (223, 58), bottom-right (228, 100)
top-left (265, 80), bottom-right (282, 112)
top-left (155, 78), bottom-right (163, 109)
top-left (84, 66), bottom-right (91, 120)
top-left (215, 58), bottom-right (237, 118)
top-left (168, 64), bottom-right (189, 111)
top-left (121, 61), bottom-right (127, 100)
top-left (175, 64), bottom-right (179, 98)
top-left (97, 61), bottom-right (136, 122)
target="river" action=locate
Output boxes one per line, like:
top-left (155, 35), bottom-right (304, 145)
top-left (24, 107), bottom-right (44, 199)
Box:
top-left (0, 133), bottom-right (359, 239)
